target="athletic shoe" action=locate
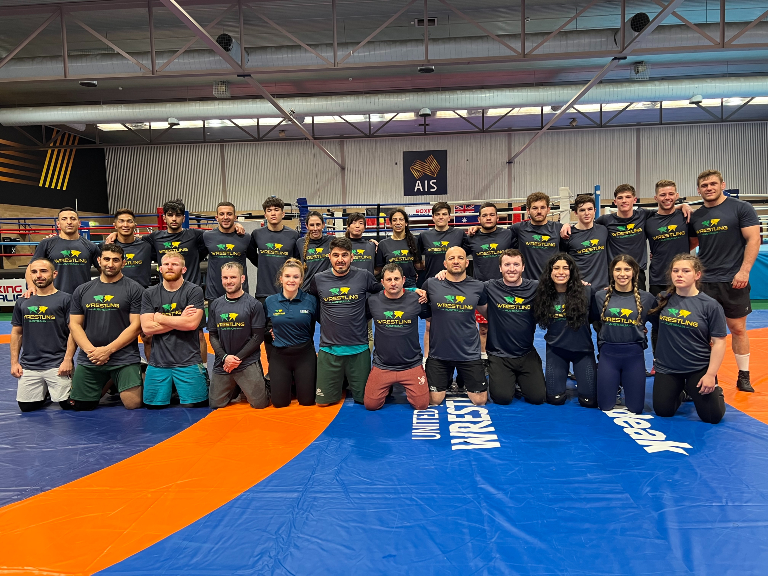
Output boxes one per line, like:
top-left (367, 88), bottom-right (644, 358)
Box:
top-left (737, 370), bottom-right (755, 393)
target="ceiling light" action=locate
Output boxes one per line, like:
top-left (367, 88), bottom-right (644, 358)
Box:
top-left (689, 94), bottom-right (703, 104)
top-left (79, 80), bottom-right (98, 88)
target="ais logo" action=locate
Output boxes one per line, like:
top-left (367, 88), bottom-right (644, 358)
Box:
top-left (532, 235), bottom-right (550, 241)
top-left (701, 219), bottom-right (721, 227)
top-left (617, 224), bottom-right (636, 231)
top-left (162, 303), bottom-right (177, 312)
top-left (444, 295), bottom-right (466, 303)
top-left (220, 312), bottom-right (238, 320)
top-left (503, 296), bottom-right (525, 304)
top-left (657, 225), bottom-right (678, 233)
top-left (383, 311), bottom-right (405, 318)
top-left (27, 305), bottom-right (48, 313)
top-left (409, 155), bottom-right (440, 193)
top-left (667, 308), bottom-right (691, 318)
top-left (216, 244), bottom-right (235, 250)
top-left (60, 249), bottom-right (81, 257)
top-left (608, 307), bottom-right (633, 317)
top-left (93, 295), bottom-right (114, 302)
top-left (329, 287), bottom-right (350, 295)
top-left (581, 239), bottom-right (601, 247)
top-left (404, 150), bottom-right (447, 196)
top-left (163, 242), bottom-right (181, 249)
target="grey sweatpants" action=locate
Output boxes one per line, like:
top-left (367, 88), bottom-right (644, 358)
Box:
top-left (210, 363), bottom-right (268, 409)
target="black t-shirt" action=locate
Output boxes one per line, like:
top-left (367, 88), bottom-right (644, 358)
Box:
top-left (207, 292), bottom-right (265, 375)
top-left (248, 226), bottom-right (300, 297)
top-left (645, 211), bottom-right (690, 286)
top-left (510, 221), bottom-right (563, 281)
top-left (12, 291), bottom-right (71, 370)
top-left (483, 279), bottom-right (538, 358)
top-left (594, 289), bottom-right (656, 349)
top-left (689, 197), bottom-right (760, 282)
top-left (144, 229), bottom-right (207, 286)
top-left (309, 268), bottom-right (380, 348)
top-left (562, 224), bottom-right (609, 289)
top-left (543, 288), bottom-right (596, 353)
top-left (202, 229), bottom-right (254, 300)
top-left (367, 291), bottom-right (429, 370)
top-left (70, 276), bottom-right (144, 366)
top-left (115, 238), bottom-right (153, 288)
top-left (423, 276), bottom-right (487, 362)
top-left (596, 209), bottom-right (651, 270)
top-left (654, 292), bottom-right (727, 374)
top-left (417, 228), bottom-right (467, 278)
top-left (462, 228), bottom-right (514, 281)
top-left (141, 281), bottom-right (205, 368)
top-left (349, 237), bottom-right (376, 275)
top-left (375, 237), bottom-right (419, 287)
top-left (33, 236), bottom-right (101, 295)
top-left (296, 234), bottom-right (333, 291)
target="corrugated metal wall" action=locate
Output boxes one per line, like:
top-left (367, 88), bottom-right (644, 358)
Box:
top-left (106, 122), bottom-right (768, 212)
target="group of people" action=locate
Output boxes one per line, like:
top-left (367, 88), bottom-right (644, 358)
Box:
top-left (9, 169), bottom-right (760, 425)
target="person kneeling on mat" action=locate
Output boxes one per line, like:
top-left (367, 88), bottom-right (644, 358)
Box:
top-left (594, 255), bottom-right (656, 414)
top-left (11, 258), bottom-right (76, 412)
top-left (649, 254), bottom-right (726, 424)
top-left (265, 259), bottom-right (319, 408)
top-left (482, 249), bottom-right (546, 405)
top-left (364, 263), bottom-right (431, 411)
top-left (68, 244), bottom-right (145, 410)
top-left (141, 252), bottom-right (208, 408)
top-left (208, 262), bottom-right (268, 409)
top-left (533, 253), bottom-right (598, 407)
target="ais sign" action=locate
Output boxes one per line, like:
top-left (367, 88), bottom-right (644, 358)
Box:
top-left (403, 150), bottom-right (447, 196)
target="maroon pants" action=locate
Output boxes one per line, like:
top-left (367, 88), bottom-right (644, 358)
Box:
top-left (364, 365), bottom-right (429, 411)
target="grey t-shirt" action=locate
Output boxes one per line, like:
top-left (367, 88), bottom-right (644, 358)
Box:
top-left (645, 211), bottom-right (690, 286)
top-left (417, 228), bottom-right (467, 279)
top-left (12, 291), bottom-right (71, 370)
top-left (423, 276), bottom-right (488, 362)
top-left (510, 221), bottom-right (563, 281)
top-left (483, 278), bottom-right (538, 359)
top-left (594, 289), bottom-right (656, 349)
top-left (115, 238), bottom-right (153, 288)
top-left (202, 229), bottom-right (254, 300)
top-left (141, 281), bottom-right (205, 368)
top-left (561, 224), bottom-right (609, 289)
top-left (367, 290), bottom-right (429, 370)
top-left (296, 234), bottom-right (333, 291)
top-left (33, 236), bottom-right (101, 295)
top-left (462, 228), bottom-right (515, 281)
top-left (248, 226), bottom-right (300, 297)
top-left (375, 237), bottom-right (419, 287)
top-left (309, 268), bottom-right (380, 348)
top-left (689, 197), bottom-right (760, 283)
top-left (596, 209), bottom-right (651, 270)
top-left (70, 276), bottom-right (144, 366)
top-left (207, 292), bottom-right (265, 375)
top-left (349, 237), bottom-right (376, 275)
top-left (653, 292), bottom-right (727, 374)
top-left (143, 229), bottom-right (207, 286)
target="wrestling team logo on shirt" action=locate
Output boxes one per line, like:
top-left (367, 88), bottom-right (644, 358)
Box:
top-left (305, 247), bottom-right (326, 261)
top-left (696, 218), bottom-right (727, 236)
top-left (613, 223), bottom-right (643, 237)
top-left (56, 249), bottom-right (87, 265)
top-left (438, 294), bottom-right (473, 311)
top-left (272, 308), bottom-right (286, 316)
top-left (476, 243), bottom-right (501, 258)
top-left (427, 241), bottom-right (451, 254)
top-left (87, 294), bottom-right (120, 310)
top-left (551, 304), bottom-right (566, 319)
top-left (211, 243), bottom-right (242, 258)
top-left (377, 310), bottom-right (411, 326)
top-left (576, 238), bottom-right (604, 255)
top-left (526, 234), bottom-right (557, 249)
top-left (262, 242), bottom-right (288, 257)
top-left (389, 249), bottom-right (412, 262)
top-left (124, 253), bottom-right (143, 267)
top-left (660, 308), bottom-right (698, 328)
top-left (24, 305), bottom-right (55, 321)
top-left (161, 303), bottom-right (179, 315)
top-left (160, 241), bottom-right (188, 253)
top-left (217, 311), bottom-right (245, 328)
top-left (324, 287), bottom-right (358, 303)
top-left (603, 307), bottom-right (638, 325)
top-left (497, 296), bottom-right (530, 312)
top-left (651, 224), bottom-right (686, 242)
top-left (353, 249), bottom-right (371, 261)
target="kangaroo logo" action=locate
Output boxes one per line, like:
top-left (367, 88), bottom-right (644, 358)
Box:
top-left (163, 242), bottom-right (180, 249)
top-left (354, 249), bottom-right (365, 255)
top-left (266, 243), bottom-right (275, 249)
top-left (28, 305), bottom-right (39, 313)
top-left (618, 224), bottom-right (635, 231)
top-left (444, 295), bottom-right (455, 303)
top-left (38, 305), bottom-right (48, 313)
top-left (668, 308), bottom-right (692, 318)
top-left (126, 253), bottom-right (135, 260)
top-left (93, 295), bottom-right (104, 302)
top-left (533, 235), bottom-right (550, 241)
top-left (394, 311), bottom-right (404, 318)
top-left (668, 224), bottom-right (677, 231)
top-left (701, 221), bottom-right (710, 227)
top-left (330, 288), bottom-right (340, 295)
top-left (340, 287), bottom-right (350, 294)
top-left (216, 244), bottom-right (235, 250)
top-left (161, 303), bottom-right (177, 312)
top-left (657, 227), bottom-right (668, 233)
top-left (710, 219), bottom-right (720, 225)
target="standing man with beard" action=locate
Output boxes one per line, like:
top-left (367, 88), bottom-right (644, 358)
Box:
top-left (560, 195), bottom-right (609, 289)
top-left (11, 258), bottom-right (76, 412)
top-left (208, 262), bottom-right (267, 409)
top-left (141, 252), bottom-right (208, 408)
top-left (203, 201), bottom-right (255, 301)
top-left (689, 169), bottom-right (761, 392)
top-left (27, 207), bottom-right (101, 296)
top-left (67, 244), bottom-right (145, 411)
top-left (510, 193), bottom-right (563, 282)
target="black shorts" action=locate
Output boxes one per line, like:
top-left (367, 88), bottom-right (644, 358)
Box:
top-left (700, 281), bottom-right (751, 319)
top-left (425, 357), bottom-right (487, 393)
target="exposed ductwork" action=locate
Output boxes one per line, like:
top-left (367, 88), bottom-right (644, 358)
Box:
top-left (1, 75), bottom-right (767, 126)
top-left (0, 21), bottom-right (765, 80)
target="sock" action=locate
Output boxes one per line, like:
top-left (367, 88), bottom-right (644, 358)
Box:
top-left (735, 354), bottom-right (750, 372)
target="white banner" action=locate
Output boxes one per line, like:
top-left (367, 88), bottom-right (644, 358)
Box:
top-left (0, 279), bottom-right (26, 305)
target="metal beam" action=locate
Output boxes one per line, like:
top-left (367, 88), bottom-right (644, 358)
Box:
top-left (726, 7), bottom-right (768, 45)
top-left (60, 8), bottom-right (69, 78)
top-left (436, 0), bottom-right (521, 55)
top-left (570, 106), bottom-right (600, 126)
top-left (651, 0), bottom-right (718, 45)
top-left (148, 0), bottom-right (157, 75)
top-left (121, 123), bottom-right (149, 142)
top-left (250, 7), bottom-right (333, 66)
top-left (0, 11), bottom-right (58, 71)
top-left (603, 103), bottom-right (632, 125)
top-left (158, 0), bottom-right (344, 169)
top-left (332, 0), bottom-right (338, 67)
top-left (70, 16), bottom-right (152, 73)
top-left (528, 0), bottom-right (599, 55)
top-left (694, 102), bottom-right (721, 121)
top-left (423, 0), bottom-right (429, 62)
top-left (338, 0), bottom-right (418, 65)
top-left (508, 0), bottom-right (686, 164)
top-left (724, 97), bottom-right (754, 121)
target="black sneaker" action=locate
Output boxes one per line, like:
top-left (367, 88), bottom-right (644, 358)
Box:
top-left (737, 370), bottom-right (755, 393)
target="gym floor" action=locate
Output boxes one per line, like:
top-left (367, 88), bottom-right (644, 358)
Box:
top-left (1, 314), bottom-right (768, 574)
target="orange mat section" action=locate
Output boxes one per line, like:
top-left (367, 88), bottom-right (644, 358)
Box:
top-left (719, 327), bottom-right (768, 425)
top-left (0, 335), bottom-right (9, 344)
top-left (0, 400), bottom-right (342, 575)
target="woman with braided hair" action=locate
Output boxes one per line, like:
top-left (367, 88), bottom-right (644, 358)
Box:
top-left (650, 254), bottom-right (726, 424)
top-left (374, 208), bottom-right (423, 287)
top-left (594, 255), bottom-right (656, 414)
top-left (295, 211), bottom-right (332, 291)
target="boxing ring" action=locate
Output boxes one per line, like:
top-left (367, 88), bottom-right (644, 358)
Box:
top-left (2, 313), bottom-right (768, 574)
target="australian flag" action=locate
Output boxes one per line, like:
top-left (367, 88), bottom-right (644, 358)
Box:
top-left (454, 204), bottom-right (480, 226)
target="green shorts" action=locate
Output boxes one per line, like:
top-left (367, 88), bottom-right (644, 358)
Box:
top-left (316, 349), bottom-right (370, 404)
top-left (70, 363), bottom-right (142, 402)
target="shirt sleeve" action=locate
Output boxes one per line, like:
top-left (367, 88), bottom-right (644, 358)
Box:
top-left (63, 293), bottom-right (72, 325)
top-left (291, 232), bottom-right (301, 259)
top-left (739, 200), bottom-right (761, 228)
top-left (194, 229), bottom-right (209, 260)
top-left (89, 241), bottom-right (101, 267)
top-left (365, 299), bottom-right (372, 320)
top-left (250, 300), bottom-right (266, 330)
top-left (419, 302), bottom-right (431, 319)
top-left (709, 301), bottom-right (728, 338)
top-left (246, 233), bottom-right (259, 266)
top-left (32, 238), bottom-right (48, 261)
top-left (596, 215), bottom-right (607, 226)
top-left (587, 286), bottom-right (600, 323)
top-left (188, 285), bottom-right (205, 310)
top-left (477, 286), bottom-right (488, 307)
top-left (308, 276), bottom-right (318, 296)
top-left (374, 243), bottom-right (385, 267)
top-left (70, 285), bottom-right (85, 315)
top-left (140, 289), bottom-right (155, 315)
top-left (688, 220), bottom-right (698, 238)
top-left (11, 299), bottom-right (23, 326)
top-left (207, 300), bottom-right (218, 334)
top-left (129, 283), bottom-right (143, 314)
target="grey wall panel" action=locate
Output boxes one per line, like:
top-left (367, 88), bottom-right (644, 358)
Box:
top-left (106, 144), bottom-right (221, 213)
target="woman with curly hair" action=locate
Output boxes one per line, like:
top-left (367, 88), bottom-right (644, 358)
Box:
top-left (594, 254), bottom-right (656, 414)
top-left (533, 253), bottom-right (598, 407)
top-left (374, 208), bottom-right (423, 287)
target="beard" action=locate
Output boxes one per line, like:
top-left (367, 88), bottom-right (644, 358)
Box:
top-left (34, 277), bottom-right (53, 288)
top-left (162, 269), bottom-right (183, 282)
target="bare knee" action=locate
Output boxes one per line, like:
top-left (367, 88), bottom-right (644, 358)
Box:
top-left (429, 392), bottom-right (446, 406)
top-left (469, 392), bottom-right (487, 406)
